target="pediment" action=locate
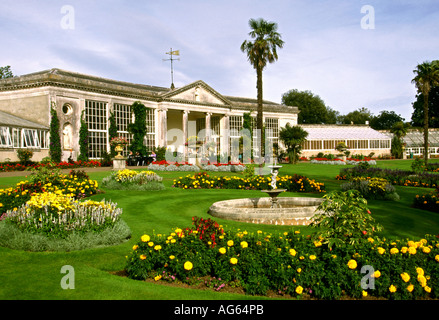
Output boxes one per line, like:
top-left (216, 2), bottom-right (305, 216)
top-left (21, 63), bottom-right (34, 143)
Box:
top-left (161, 80), bottom-right (231, 106)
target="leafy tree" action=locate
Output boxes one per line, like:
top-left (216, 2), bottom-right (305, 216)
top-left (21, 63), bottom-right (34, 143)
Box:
top-left (282, 89), bottom-right (332, 124)
top-left (369, 110), bottom-right (405, 130)
top-left (128, 101), bottom-right (148, 156)
top-left (0, 66), bottom-right (13, 79)
top-left (49, 103), bottom-right (62, 163)
top-left (410, 86), bottom-right (439, 128)
top-left (78, 111), bottom-right (89, 161)
top-left (241, 18), bottom-right (284, 161)
top-left (340, 107), bottom-right (373, 125)
top-left (412, 60), bottom-right (439, 164)
top-left (279, 124), bottom-right (308, 164)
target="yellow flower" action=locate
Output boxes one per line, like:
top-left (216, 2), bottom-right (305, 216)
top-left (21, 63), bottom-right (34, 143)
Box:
top-left (219, 247), bottom-right (226, 254)
top-left (407, 284), bottom-right (414, 292)
top-left (400, 272), bottom-right (410, 283)
top-left (423, 247), bottom-right (431, 254)
top-left (230, 257), bottom-right (238, 265)
top-left (148, 241), bottom-right (154, 247)
top-left (240, 241), bottom-right (248, 249)
top-left (140, 255), bottom-right (146, 260)
top-left (289, 249), bottom-right (297, 256)
top-left (227, 240), bottom-right (234, 247)
top-left (314, 241), bottom-right (322, 247)
top-left (295, 286), bottom-right (303, 295)
top-left (389, 285), bottom-right (397, 293)
top-left (424, 286), bottom-right (431, 293)
top-left (416, 267), bottom-right (424, 276)
top-left (141, 234), bottom-right (150, 242)
top-left (297, 268), bottom-right (302, 273)
top-left (169, 255), bottom-right (175, 260)
top-left (154, 245), bottom-right (162, 251)
top-left (347, 259), bottom-right (357, 270)
top-left (184, 261), bottom-right (193, 271)
top-left (377, 247), bottom-right (385, 255)
top-left (373, 270), bottom-right (381, 278)
top-left (401, 246), bottom-right (408, 254)
top-left (390, 248), bottom-right (399, 255)
top-left (417, 275), bottom-right (427, 287)
top-left (154, 275), bottom-right (162, 281)
top-left (435, 255), bottom-right (439, 262)
top-left (362, 290), bottom-right (368, 297)
top-left (309, 255), bottom-right (316, 260)
top-left (132, 245), bottom-right (139, 251)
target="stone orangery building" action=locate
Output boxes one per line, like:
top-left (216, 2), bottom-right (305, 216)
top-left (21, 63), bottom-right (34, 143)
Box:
top-left (0, 68), bottom-right (299, 162)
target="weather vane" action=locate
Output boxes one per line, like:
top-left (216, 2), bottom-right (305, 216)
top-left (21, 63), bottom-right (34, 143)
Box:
top-left (163, 48), bottom-right (180, 89)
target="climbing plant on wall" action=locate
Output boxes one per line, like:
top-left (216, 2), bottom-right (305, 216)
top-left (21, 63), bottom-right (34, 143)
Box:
top-left (128, 101), bottom-right (148, 155)
top-left (49, 102), bottom-right (62, 163)
top-left (78, 110), bottom-right (89, 161)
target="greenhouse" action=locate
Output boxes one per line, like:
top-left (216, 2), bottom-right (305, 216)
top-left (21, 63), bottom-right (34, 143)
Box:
top-left (0, 110), bottom-right (50, 161)
top-left (299, 124), bottom-right (392, 158)
top-left (383, 129), bottom-right (439, 158)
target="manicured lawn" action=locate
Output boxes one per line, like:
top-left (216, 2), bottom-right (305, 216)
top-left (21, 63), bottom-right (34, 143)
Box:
top-left (1, 159), bottom-right (439, 300)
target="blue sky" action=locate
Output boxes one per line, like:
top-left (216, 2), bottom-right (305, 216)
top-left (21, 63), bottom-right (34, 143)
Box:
top-left (1, 0), bottom-right (438, 121)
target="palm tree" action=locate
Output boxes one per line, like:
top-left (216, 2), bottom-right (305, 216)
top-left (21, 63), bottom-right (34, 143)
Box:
top-left (279, 124), bottom-right (308, 164)
top-left (241, 18), bottom-right (284, 164)
top-left (412, 60), bottom-right (439, 164)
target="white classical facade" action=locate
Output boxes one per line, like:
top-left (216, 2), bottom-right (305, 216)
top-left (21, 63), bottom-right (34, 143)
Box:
top-left (0, 68), bottom-right (299, 162)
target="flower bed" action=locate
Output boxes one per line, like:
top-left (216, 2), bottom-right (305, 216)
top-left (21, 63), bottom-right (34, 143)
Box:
top-left (4, 192), bottom-right (122, 239)
top-left (125, 216), bottom-right (439, 299)
top-left (0, 169), bottom-right (100, 215)
top-left (0, 160), bottom-right (101, 172)
top-left (341, 177), bottom-right (399, 201)
top-left (339, 166), bottom-right (439, 189)
top-left (172, 172), bottom-right (325, 193)
top-left (101, 169), bottom-right (165, 191)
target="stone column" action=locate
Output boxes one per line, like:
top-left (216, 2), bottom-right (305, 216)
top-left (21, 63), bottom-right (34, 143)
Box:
top-left (205, 112), bottom-right (212, 142)
top-left (182, 110), bottom-right (190, 160)
top-left (158, 107), bottom-right (168, 147)
top-left (220, 114), bottom-right (230, 163)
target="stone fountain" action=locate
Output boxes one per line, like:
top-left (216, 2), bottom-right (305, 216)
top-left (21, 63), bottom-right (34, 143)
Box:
top-left (208, 162), bottom-right (324, 226)
top-left (261, 161), bottom-right (287, 208)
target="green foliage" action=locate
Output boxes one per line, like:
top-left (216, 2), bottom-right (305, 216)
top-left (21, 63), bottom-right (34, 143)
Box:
top-left (128, 101), bottom-right (148, 155)
top-left (0, 65), bottom-right (13, 79)
top-left (49, 105), bottom-right (62, 163)
top-left (391, 136), bottom-right (403, 159)
top-left (279, 123), bottom-right (308, 164)
top-left (411, 157), bottom-right (426, 173)
top-left (108, 111), bottom-right (119, 157)
top-left (310, 190), bottom-right (383, 248)
top-left (282, 89), bottom-right (333, 124)
top-left (16, 149), bottom-right (33, 164)
top-left (78, 111), bottom-right (89, 162)
top-left (370, 110), bottom-right (405, 130)
top-left (340, 107), bottom-right (373, 125)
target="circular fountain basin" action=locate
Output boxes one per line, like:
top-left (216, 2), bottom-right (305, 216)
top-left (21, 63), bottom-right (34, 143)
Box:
top-left (208, 197), bottom-right (324, 226)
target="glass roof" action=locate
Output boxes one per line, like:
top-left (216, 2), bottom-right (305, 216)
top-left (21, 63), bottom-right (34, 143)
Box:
top-left (300, 125), bottom-right (390, 140)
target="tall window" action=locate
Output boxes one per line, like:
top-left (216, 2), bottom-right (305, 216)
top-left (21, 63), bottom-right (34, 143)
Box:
top-left (145, 108), bottom-right (156, 150)
top-left (85, 100), bottom-right (108, 159)
top-left (114, 103), bottom-right (133, 151)
top-left (265, 118), bottom-right (279, 146)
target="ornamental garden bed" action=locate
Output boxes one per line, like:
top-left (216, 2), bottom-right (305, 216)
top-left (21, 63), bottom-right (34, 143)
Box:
top-left (124, 215), bottom-right (439, 300)
top-left (0, 167), bottom-right (130, 252)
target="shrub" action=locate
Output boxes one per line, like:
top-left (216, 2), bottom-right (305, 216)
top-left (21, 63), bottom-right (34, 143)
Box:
top-left (101, 169), bottom-right (165, 191)
top-left (310, 190), bottom-right (383, 248)
top-left (16, 149), bottom-right (33, 164)
top-left (341, 177), bottom-right (399, 201)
